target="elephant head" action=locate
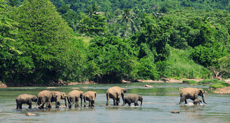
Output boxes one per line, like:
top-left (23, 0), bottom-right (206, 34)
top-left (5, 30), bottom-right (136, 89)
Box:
top-left (198, 89), bottom-right (206, 104)
top-left (138, 95), bottom-right (143, 106)
top-left (31, 95), bottom-right (37, 102)
top-left (121, 88), bottom-right (127, 102)
top-left (54, 92), bottom-right (67, 108)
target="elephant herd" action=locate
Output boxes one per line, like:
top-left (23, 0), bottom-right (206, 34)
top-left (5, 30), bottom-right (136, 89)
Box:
top-left (16, 86), bottom-right (206, 109)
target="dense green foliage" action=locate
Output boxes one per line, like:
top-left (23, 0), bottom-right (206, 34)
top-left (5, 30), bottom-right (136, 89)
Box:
top-left (1, 0), bottom-right (230, 85)
top-left (210, 80), bottom-right (230, 88)
top-left (87, 36), bottom-right (138, 83)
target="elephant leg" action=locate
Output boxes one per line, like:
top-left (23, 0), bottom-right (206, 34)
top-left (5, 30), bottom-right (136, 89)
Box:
top-left (89, 101), bottom-right (91, 107)
top-left (20, 104), bottom-right (22, 109)
top-left (46, 98), bottom-right (52, 109)
top-left (113, 98), bottom-right (116, 106)
top-left (83, 97), bottom-right (86, 107)
top-left (115, 98), bottom-right (120, 106)
top-left (75, 97), bottom-right (79, 107)
top-left (106, 93), bottom-right (109, 106)
top-left (16, 103), bottom-right (20, 109)
top-left (134, 102), bottom-right (139, 106)
top-left (128, 103), bottom-right (131, 106)
top-left (38, 98), bottom-right (46, 109)
top-left (117, 98), bottom-right (120, 106)
top-left (179, 96), bottom-right (185, 104)
top-left (134, 100), bottom-right (139, 106)
top-left (28, 102), bottom-right (32, 109)
top-left (122, 101), bottom-right (126, 106)
top-left (185, 99), bottom-right (187, 104)
top-left (68, 98), bottom-right (72, 108)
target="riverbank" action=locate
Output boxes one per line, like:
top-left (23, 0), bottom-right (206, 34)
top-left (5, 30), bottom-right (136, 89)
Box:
top-left (1, 79), bottom-right (230, 94)
top-left (213, 86), bottom-right (230, 94)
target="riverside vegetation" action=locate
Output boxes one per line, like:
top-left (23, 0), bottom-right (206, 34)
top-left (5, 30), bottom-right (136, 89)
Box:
top-left (1, 0), bottom-right (230, 90)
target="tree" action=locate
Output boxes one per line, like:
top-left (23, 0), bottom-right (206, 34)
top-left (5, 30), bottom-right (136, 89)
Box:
top-left (87, 36), bottom-right (137, 83)
top-left (208, 54), bottom-right (230, 79)
top-left (120, 8), bottom-right (135, 38)
top-left (79, 6), bottom-right (107, 36)
top-left (8, 0), bottom-right (76, 85)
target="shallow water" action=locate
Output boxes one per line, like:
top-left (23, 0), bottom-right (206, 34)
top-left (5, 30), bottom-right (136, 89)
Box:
top-left (0, 83), bottom-right (229, 123)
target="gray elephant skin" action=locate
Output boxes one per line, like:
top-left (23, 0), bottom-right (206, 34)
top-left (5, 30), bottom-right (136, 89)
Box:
top-left (67, 90), bottom-right (83, 108)
top-left (179, 87), bottom-right (207, 104)
top-left (16, 94), bottom-right (37, 109)
top-left (123, 94), bottom-right (143, 106)
top-left (37, 90), bottom-right (67, 109)
top-left (106, 86), bottom-right (127, 106)
top-left (82, 91), bottom-right (96, 107)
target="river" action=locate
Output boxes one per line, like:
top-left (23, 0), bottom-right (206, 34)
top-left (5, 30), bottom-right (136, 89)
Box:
top-left (0, 83), bottom-right (229, 123)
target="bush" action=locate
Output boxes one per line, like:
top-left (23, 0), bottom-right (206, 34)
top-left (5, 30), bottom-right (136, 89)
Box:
top-left (182, 79), bottom-right (198, 85)
top-left (209, 80), bottom-right (230, 89)
top-left (198, 79), bottom-right (226, 84)
top-left (166, 48), bottom-right (211, 79)
top-left (210, 83), bottom-right (226, 89)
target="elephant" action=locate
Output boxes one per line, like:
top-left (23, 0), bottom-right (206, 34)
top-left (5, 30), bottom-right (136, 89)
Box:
top-left (82, 91), bottom-right (96, 107)
top-left (67, 90), bottom-right (83, 108)
top-left (179, 87), bottom-right (207, 105)
top-left (193, 99), bottom-right (202, 105)
top-left (16, 94), bottom-right (37, 109)
top-left (106, 86), bottom-right (127, 106)
top-left (37, 90), bottom-right (67, 109)
top-left (122, 94), bottom-right (143, 106)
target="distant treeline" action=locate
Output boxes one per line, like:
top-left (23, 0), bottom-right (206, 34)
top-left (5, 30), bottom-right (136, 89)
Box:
top-left (1, 0), bottom-right (230, 86)
top-left (10, 0), bottom-right (230, 13)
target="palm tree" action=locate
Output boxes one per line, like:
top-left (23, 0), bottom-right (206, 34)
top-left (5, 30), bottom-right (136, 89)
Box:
top-left (86, 3), bottom-right (100, 18)
top-left (120, 8), bottom-right (136, 38)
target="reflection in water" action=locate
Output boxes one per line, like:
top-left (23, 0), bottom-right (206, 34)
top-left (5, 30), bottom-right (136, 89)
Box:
top-left (180, 105), bottom-right (205, 120)
top-left (105, 106), bottom-right (120, 110)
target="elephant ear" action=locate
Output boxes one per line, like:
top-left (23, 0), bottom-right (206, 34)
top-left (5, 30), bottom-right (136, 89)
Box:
top-left (198, 89), bottom-right (204, 95)
top-left (61, 93), bottom-right (67, 99)
top-left (122, 88), bottom-right (127, 93)
top-left (139, 96), bottom-right (143, 100)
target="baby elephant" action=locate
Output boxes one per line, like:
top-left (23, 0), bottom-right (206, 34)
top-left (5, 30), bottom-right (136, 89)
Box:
top-left (193, 99), bottom-right (202, 105)
top-left (82, 91), bottom-right (96, 107)
top-left (16, 94), bottom-right (37, 109)
top-left (123, 94), bottom-right (143, 106)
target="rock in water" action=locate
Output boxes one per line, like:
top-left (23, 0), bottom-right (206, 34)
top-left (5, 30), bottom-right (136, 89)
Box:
top-left (171, 110), bottom-right (180, 114)
top-left (144, 85), bottom-right (153, 87)
top-left (26, 112), bottom-right (38, 116)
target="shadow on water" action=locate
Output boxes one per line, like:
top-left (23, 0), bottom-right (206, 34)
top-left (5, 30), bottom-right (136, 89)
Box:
top-left (0, 83), bottom-right (230, 123)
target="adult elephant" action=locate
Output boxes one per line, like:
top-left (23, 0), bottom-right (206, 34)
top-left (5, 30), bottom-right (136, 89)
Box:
top-left (16, 94), bottom-right (37, 109)
top-left (67, 90), bottom-right (83, 108)
top-left (37, 90), bottom-right (67, 109)
top-left (82, 91), bottom-right (96, 107)
top-left (106, 86), bottom-right (127, 106)
top-left (122, 94), bottom-right (143, 106)
top-left (179, 87), bottom-right (207, 105)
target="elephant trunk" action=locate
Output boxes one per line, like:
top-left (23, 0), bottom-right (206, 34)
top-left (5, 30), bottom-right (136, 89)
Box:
top-left (121, 93), bottom-right (125, 102)
top-left (64, 98), bottom-right (67, 107)
top-left (81, 96), bottom-right (83, 107)
top-left (140, 100), bottom-right (142, 106)
top-left (202, 95), bottom-right (207, 104)
top-left (56, 98), bottom-right (61, 108)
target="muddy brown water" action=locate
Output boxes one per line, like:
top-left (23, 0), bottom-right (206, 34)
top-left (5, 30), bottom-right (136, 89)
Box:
top-left (0, 83), bottom-right (230, 123)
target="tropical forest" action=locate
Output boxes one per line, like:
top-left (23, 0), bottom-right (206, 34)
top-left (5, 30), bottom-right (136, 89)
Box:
top-left (1, 0), bottom-right (230, 86)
